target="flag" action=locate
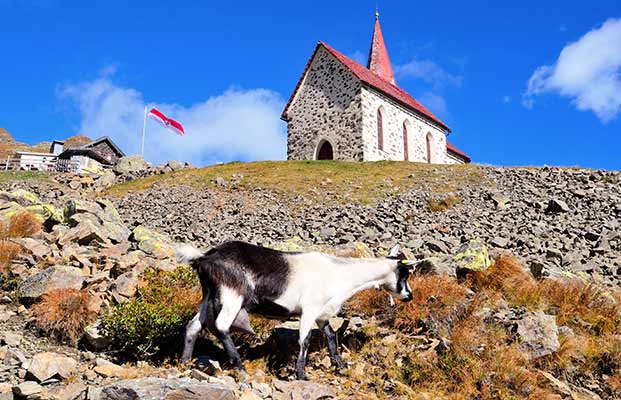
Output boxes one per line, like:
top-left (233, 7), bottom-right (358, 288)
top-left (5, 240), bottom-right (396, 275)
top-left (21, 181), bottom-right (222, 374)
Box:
top-left (147, 107), bottom-right (185, 136)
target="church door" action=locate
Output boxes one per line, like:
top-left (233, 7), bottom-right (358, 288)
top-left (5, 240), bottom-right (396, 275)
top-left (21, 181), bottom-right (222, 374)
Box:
top-left (317, 141), bottom-right (333, 160)
top-left (426, 133), bottom-right (432, 163)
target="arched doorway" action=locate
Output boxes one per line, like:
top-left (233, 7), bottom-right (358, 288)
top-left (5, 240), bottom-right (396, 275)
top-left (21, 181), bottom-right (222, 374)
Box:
top-left (316, 140), bottom-right (333, 160)
top-left (426, 133), bottom-right (433, 163)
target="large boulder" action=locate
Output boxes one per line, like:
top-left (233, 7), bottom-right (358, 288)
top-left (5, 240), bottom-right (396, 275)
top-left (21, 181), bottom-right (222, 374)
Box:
top-left (18, 265), bottom-right (84, 301)
top-left (61, 199), bottom-right (131, 245)
top-left (27, 352), bottom-right (78, 382)
top-left (0, 189), bottom-right (40, 206)
top-left (272, 379), bottom-right (336, 400)
top-left (113, 156), bottom-right (151, 175)
top-left (516, 311), bottom-right (560, 359)
top-left (98, 377), bottom-right (236, 400)
top-left (131, 225), bottom-right (175, 259)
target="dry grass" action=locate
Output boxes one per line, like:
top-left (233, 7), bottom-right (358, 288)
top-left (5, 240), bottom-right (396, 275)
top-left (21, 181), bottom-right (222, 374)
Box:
top-left (341, 254), bottom-right (621, 398)
top-left (8, 211), bottom-right (42, 238)
top-left (0, 211), bottom-right (41, 272)
top-left (427, 194), bottom-right (462, 212)
top-left (105, 160), bottom-right (486, 205)
top-left (31, 288), bottom-right (96, 344)
top-left (0, 241), bottom-right (21, 273)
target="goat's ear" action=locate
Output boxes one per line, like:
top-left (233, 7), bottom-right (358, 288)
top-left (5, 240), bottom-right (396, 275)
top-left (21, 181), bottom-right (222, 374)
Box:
top-left (401, 259), bottom-right (418, 270)
top-left (388, 244), bottom-right (401, 258)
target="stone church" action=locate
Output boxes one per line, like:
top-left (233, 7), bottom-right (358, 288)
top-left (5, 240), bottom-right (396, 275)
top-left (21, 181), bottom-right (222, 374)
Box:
top-left (281, 14), bottom-right (470, 164)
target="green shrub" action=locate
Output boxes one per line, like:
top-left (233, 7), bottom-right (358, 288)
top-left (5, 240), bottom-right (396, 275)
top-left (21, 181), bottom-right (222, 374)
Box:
top-left (101, 266), bottom-right (201, 359)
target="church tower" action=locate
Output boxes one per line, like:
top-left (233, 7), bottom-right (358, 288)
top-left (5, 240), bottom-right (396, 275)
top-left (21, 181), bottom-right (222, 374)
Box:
top-left (367, 13), bottom-right (396, 85)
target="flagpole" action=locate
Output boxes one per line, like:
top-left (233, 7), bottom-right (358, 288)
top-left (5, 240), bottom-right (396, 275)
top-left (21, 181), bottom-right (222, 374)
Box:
top-left (141, 106), bottom-right (147, 157)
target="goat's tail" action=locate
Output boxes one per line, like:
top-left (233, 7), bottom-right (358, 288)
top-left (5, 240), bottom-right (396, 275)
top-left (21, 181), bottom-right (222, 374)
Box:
top-left (176, 244), bottom-right (204, 268)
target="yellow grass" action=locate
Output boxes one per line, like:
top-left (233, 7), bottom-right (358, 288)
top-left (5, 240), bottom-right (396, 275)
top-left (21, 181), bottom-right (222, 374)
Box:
top-left (105, 160), bottom-right (487, 205)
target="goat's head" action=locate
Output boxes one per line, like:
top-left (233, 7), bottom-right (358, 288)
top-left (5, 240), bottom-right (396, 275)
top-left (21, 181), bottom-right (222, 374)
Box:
top-left (382, 244), bottom-right (416, 302)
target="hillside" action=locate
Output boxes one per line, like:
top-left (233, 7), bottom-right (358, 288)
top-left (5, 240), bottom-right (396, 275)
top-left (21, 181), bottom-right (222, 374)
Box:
top-left (0, 161), bottom-right (620, 399)
top-left (0, 127), bottom-right (92, 158)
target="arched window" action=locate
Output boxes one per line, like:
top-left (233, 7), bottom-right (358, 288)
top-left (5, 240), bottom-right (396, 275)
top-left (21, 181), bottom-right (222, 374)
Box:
top-left (402, 121), bottom-right (409, 161)
top-left (426, 133), bottom-right (433, 163)
top-left (377, 108), bottom-right (384, 151)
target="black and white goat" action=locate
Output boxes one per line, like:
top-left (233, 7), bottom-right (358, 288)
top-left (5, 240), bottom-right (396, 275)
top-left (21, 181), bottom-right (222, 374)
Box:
top-left (177, 240), bottom-right (415, 380)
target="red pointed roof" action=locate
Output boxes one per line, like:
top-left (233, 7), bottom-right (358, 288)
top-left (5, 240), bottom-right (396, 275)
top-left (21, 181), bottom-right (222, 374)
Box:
top-left (367, 15), bottom-right (396, 85)
top-left (281, 42), bottom-right (450, 131)
top-left (446, 141), bottom-right (471, 163)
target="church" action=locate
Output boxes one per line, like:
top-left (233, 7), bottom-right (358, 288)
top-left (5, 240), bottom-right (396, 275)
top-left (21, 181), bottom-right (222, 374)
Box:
top-left (281, 14), bottom-right (470, 164)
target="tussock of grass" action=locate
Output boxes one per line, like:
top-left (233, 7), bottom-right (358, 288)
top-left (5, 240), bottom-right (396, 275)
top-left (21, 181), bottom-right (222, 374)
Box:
top-left (31, 288), bottom-right (95, 344)
top-left (0, 211), bottom-right (41, 272)
top-left (8, 210), bottom-right (42, 238)
top-left (427, 194), bottom-right (462, 212)
top-left (105, 161), bottom-right (486, 205)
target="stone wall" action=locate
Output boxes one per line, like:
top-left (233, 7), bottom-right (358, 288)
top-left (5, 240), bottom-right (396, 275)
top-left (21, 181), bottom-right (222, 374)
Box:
top-left (89, 141), bottom-right (121, 164)
top-left (360, 86), bottom-right (448, 163)
top-left (286, 46), bottom-right (364, 161)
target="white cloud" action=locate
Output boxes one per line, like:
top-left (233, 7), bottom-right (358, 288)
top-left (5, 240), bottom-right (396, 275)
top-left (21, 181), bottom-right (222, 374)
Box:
top-left (394, 59), bottom-right (462, 88)
top-left (523, 18), bottom-right (621, 122)
top-left (348, 50), bottom-right (367, 66)
top-left (59, 73), bottom-right (287, 166)
top-left (419, 92), bottom-right (448, 119)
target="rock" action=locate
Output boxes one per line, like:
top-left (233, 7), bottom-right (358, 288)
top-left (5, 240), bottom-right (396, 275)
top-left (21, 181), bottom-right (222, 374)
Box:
top-left (13, 381), bottom-right (43, 397)
top-left (113, 156), bottom-right (151, 175)
top-left (97, 172), bottom-right (117, 189)
top-left (99, 377), bottom-right (236, 400)
top-left (490, 192), bottom-right (510, 209)
top-left (19, 266), bottom-right (84, 301)
top-left (272, 379), bottom-right (335, 400)
top-left (110, 271), bottom-right (139, 300)
top-left (1, 332), bottom-right (23, 347)
top-left (320, 227), bottom-right (336, 239)
top-left (84, 320), bottom-right (110, 351)
top-left (451, 239), bottom-right (492, 276)
top-left (546, 198), bottom-right (570, 213)
top-left (15, 238), bottom-right (51, 259)
top-left (93, 360), bottom-right (135, 379)
top-left (213, 177), bottom-right (226, 186)
top-left (27, 352), bottom-right (78, 382)
top-left (490, 237), bottom-right (509, 248)
top-left (166, 160), bottom-right (184, 172)
top-left (0, 189), bottom-right (40, 206)
top-left (131, 226), bottom-right (175, 259)
top-left (516, 311), bottom-right (560, 359)
top-left (56, 382), bottom-right (87, 400)
top-left (69, 180), bottom-right (81, 190)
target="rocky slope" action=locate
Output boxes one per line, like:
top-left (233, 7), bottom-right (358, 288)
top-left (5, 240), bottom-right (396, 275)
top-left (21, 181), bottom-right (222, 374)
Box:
top-left (109, 163), bottom-right (621, 286)
top-left (0, 160), bottom-right (620, 400)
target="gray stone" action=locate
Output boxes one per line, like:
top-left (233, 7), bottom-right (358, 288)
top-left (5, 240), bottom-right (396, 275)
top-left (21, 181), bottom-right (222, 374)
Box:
top-left (113, 156), bottom-right (150, 175)
top-left (516, 311), bottom-right (560, 359)
top-left (1, 332), bottom-right (22, 347)
top-left (13, 381), bottom-right (43, 397)
top-left (99, 377), bottom-right (236, 400)
top-left (166, 160), bottom-right (184, 172)
top-left (546, 198), bottom-right (570, 213)
top-left (27, 352), bottom-right (78, 382)
top-left (84, 320), bottom-right (110, 351)
top-left (490, 237), bottom-right (509, 248)
top-left (18, 266), bottom-right (84, 301)
top-left (272, 379), bottom-right (335, 400)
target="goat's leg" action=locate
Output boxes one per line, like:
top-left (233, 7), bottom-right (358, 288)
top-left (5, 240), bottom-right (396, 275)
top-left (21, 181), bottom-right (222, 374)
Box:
top-left (296, 310), bottom-right (318, 380)
top-left (181, 299), bottom-right (209, 363)
top-left (213, 288), bottom-right (245, 370)
top-left (317, 320), bottom-right (346, 370)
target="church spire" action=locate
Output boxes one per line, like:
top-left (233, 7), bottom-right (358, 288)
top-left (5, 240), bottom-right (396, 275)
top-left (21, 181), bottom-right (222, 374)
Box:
top-left (367, 12), bottom-right (396, 85)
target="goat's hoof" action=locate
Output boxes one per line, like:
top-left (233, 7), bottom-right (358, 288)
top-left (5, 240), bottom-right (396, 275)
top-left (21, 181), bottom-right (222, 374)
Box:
top-left (295, 372), bottom-right (308, 381)
top-left (334, 359), bottom-right (347, 370)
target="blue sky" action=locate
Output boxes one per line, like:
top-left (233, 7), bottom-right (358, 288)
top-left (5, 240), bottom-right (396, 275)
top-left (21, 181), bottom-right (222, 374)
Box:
top-left (1, 0), bottom-right (620, 169)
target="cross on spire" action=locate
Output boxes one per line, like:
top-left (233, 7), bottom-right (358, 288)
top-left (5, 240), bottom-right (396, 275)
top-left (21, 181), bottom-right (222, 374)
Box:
top-left (367, 11), bottom-right (395, 85)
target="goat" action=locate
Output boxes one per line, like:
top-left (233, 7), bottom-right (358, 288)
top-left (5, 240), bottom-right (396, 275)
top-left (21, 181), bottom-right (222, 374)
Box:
top-left (177, 240), bottom-right (416, 380)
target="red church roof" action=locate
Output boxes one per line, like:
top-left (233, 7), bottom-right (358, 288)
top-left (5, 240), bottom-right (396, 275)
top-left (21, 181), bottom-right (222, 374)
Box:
top-left (367, 15), bottom-right (396, 85)
top-left (446, 141), bottom-right (471, 163)
top-left (281, 42), bottom-right (450, 131)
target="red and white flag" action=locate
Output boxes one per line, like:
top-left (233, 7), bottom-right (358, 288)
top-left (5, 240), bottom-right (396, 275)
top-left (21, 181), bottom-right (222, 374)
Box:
top-left (147, 107), bottom-right (185, 136)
